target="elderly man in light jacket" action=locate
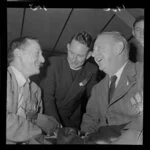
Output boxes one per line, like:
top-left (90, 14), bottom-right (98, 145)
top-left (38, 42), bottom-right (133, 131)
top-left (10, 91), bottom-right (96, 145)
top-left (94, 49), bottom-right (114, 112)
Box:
top-left (7, 36), bottom-right (59, 144)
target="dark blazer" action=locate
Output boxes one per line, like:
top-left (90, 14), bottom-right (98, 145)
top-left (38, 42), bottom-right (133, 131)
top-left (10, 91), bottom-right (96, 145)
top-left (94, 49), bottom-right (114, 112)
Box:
top-left (40, 55), bottom-right (98, 129)
top-left (81, 61), bottom-right (143, 133)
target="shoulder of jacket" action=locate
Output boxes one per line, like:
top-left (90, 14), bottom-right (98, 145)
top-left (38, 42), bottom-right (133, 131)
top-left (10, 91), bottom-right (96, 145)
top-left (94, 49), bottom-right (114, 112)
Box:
top-left (85, 61), bottom-right (98, 72)
top-left (91, 79), bottom-right (102, 92)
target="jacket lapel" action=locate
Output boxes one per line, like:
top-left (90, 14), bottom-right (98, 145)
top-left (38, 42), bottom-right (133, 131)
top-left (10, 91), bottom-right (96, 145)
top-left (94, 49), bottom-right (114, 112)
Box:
top-left (96, 75), bottom-right (109, 115)
top-left (7, 67), bottom-right (19, 113)
top-left (62, 66), bottom-right (88, 108)
top-left (109, 61), bottom-right (137, 106)
top-left (102, 75), bottom-right (109, 107)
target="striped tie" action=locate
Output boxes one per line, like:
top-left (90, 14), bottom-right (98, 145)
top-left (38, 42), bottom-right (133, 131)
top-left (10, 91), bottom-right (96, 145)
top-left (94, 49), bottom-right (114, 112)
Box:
top-left (108, 75), bottom-right (117, 104)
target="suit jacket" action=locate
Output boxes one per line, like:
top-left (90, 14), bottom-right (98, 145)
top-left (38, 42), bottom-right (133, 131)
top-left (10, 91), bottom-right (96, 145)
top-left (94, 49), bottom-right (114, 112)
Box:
top-left (81, 61), bottom-right (143, 134)
top-left (129, 37), bottom-right (144, 62)
top-left (7, 66), bottom-right (59, 143)
top-left (40, 55), bottom-right (98, 128)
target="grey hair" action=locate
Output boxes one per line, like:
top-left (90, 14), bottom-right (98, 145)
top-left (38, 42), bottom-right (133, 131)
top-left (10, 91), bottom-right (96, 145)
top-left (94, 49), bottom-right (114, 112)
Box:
top-left (97, 31), bottom-right (129, 56)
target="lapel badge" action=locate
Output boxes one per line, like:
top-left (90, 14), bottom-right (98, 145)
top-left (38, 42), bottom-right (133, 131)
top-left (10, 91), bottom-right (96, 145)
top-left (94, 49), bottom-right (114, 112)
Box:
top-left (126, 80), bottom-right (129, 86)
top-left (79, 73), bottom-right (92, 87)
top-left (79, 79), bottom-right (87, 86)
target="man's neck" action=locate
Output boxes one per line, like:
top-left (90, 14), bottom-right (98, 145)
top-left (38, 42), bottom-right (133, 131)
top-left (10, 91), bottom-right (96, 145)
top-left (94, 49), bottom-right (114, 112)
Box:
top-left (10, 62), bottom-right (29, 80)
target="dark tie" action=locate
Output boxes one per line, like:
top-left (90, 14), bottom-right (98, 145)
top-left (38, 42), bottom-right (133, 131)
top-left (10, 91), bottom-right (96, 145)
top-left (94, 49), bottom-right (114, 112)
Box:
top-left (108, 75), bottom-right (117, 104)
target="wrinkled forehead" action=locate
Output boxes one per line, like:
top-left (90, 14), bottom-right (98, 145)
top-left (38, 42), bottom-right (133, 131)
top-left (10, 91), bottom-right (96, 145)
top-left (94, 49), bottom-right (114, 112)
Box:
top-left (94, 34), bottom-right (114, 48)
top-left (70, 39), bottom-right (89, 54)
top-left (24, 39), bottom-right (41, 51)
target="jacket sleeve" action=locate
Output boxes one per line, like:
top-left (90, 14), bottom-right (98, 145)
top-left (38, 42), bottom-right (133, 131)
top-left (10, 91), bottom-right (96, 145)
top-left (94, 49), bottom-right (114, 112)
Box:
top-left (6, 73), bottom-right (41, 142)
top-left (80, 84), bottom-right (101, 133)
top-left (40, 58), bottom-right (61, 122)
top-left (123, 62), bottom-right (143, 131)
top-left (35, 85), bottom-right (60, 134)
top-left (86, 67), bottom-right (98, 98)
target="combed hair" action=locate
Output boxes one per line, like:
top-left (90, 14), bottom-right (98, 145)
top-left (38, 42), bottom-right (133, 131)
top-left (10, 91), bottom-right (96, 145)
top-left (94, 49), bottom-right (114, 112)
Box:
top-left (69, 31), bottom-right (93, 50)
top-left (97, 31), bottom-right (129, 54)
top-left (7, 36), bottom-right (39, 65)
top-left (133, 16), bottom-right (144, 28)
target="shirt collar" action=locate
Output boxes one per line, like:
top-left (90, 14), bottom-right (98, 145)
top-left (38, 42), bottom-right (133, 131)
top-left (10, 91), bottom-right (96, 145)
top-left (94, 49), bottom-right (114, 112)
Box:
top-left (10, 66), bottom-right (30, 87)
top-left (110, 61), bottom-right (128, 87)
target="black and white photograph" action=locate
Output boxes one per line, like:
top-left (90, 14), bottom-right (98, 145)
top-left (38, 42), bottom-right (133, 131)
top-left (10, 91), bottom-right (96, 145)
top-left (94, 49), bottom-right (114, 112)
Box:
top-left (5, 2), bottom-right (144, 145)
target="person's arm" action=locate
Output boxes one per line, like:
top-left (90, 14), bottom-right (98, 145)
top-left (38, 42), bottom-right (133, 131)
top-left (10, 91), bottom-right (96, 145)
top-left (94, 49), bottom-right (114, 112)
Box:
top-left (40, 58), bottom-right (60, 122)
top-left (80, 84), bottom-right (101, 134)
top-left (86, 68), bottom-right (98, 98)
top-left (6, 113), bottom-right (41, 142)
top-left (35, 86), bottom-right (60, 135)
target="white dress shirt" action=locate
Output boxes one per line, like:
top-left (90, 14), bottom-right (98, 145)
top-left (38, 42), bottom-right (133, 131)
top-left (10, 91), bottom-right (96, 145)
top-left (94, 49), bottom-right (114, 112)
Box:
top-left (10, 66), bottom-right (30, 118)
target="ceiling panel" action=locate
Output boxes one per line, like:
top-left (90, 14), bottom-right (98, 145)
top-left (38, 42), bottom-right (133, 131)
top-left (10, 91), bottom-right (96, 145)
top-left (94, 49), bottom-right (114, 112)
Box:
top-left (127, 8), bottom-right (144, 18)
top-left (22, 8), bottom-right (71, 51)
top-left (55, 9), bottom-right (115, 53)
top-left (7, 8), bottom-right (24, 45)
top-left (104, 15), bottom-right (132, 39)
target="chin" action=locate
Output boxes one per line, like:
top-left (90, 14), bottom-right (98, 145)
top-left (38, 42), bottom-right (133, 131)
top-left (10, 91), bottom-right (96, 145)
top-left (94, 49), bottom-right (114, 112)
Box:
top-left (34, 69), bottom-right (40, 75)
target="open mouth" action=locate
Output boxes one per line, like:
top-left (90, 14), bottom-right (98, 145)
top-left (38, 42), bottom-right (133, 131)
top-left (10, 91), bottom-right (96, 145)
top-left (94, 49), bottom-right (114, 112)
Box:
top-left (95, 58), bottom-right (102, 63)
top-left (35, 63), bottom-right (43, 68)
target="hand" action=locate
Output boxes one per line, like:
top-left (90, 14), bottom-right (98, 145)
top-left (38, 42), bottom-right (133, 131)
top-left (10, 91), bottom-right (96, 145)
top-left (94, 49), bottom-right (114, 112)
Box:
top-left (26, 110), bottom-right (38, 121)
top-left (79, 131), bottom-right (90, 138)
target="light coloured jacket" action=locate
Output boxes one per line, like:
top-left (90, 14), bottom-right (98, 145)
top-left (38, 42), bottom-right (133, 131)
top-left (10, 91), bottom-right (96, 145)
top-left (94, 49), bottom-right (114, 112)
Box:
top-left (7, 66), bottom-right (59, 143)
top-left (81, 61), bottom-right (143, 134)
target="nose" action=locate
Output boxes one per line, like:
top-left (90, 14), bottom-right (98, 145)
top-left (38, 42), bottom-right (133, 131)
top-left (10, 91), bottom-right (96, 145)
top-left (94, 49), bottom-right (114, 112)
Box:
top-left (94, 52), bottom-right (102, 63)
top-left (41, 54), bottom-right (45, 63)
top-left (92, 51), bottom-right (96, 58)
top-left (92, 50), bottom-right (99, 59)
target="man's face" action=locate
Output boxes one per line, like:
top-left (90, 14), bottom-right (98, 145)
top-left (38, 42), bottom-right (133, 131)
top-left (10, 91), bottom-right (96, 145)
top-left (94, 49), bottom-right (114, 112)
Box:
top-left (67, 39), bottom-right (89, 70)
top-left (20, 39), bottom-right (45, 76)
top-left (133, 20), bottom-right (144, 46)
top-left (93, 35), bottom-right (116, 75)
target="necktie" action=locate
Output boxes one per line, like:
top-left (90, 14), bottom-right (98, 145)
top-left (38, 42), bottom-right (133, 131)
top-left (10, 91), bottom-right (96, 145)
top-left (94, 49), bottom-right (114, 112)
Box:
top-left (108, 75), bottom-right (117, 104)
top-left (23, 81), bottom-right (32, 112)
top-left (17, 81), bottom-right (30, 117)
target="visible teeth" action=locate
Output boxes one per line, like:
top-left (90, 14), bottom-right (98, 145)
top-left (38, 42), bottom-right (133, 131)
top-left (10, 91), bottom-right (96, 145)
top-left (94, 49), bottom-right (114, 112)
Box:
top-left (97, 59), bottom-right (102, 62)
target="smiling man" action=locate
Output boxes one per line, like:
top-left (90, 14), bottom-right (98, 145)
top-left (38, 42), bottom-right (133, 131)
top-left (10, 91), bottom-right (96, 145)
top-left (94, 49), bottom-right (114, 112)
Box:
top-left (7, 37), bottom-right (59, 144)
top-left (80, 32), bottom-right (143, 144)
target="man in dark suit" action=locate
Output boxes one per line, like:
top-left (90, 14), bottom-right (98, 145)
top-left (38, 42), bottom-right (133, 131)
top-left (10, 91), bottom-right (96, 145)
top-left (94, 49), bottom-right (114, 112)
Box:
top-left (80, 31), bottom-right (143, 144)
top-left (40, 31), bottom-right (99, 130)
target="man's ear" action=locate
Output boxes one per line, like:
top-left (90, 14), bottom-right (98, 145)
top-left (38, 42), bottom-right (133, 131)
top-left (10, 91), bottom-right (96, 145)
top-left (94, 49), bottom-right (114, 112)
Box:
top-left (114, 41), bottom-right (124, 55)
top-left (14, 48), bottom-right (22, 57)
top-left (132, 30), bottom-right (135, 37)
top-left (86, 51), bottom-right (92, 60)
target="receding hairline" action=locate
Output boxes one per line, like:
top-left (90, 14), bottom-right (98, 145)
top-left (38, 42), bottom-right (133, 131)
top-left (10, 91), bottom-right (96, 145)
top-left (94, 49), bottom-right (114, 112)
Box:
top-left (96, 32), bottom-right (128, 47)
top-left (20, 38), bottom-right (39, 50)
